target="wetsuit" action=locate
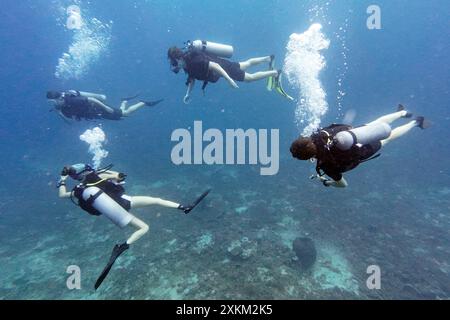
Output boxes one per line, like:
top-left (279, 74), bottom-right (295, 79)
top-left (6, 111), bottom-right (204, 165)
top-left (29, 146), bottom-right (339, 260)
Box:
top-left (313, 124), bottom-right (382, 181)
top-left (73, 172), bottom-right (131, 216)
top-left (183, 51), bottom-right (245, 89)
top-left (60, 91), bottom-right (123, 121)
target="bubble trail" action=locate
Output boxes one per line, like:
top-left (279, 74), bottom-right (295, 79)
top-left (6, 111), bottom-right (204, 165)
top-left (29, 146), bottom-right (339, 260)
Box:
top-left (79, 127), bottom-right (109, 169)
top-left (284, 23), bottom-right (330, 136)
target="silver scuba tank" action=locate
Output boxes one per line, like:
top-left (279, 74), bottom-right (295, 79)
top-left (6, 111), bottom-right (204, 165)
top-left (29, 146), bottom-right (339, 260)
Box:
top-left (188, 40), bottom-right (234, 58)
top-left (334, 122), bottom-right (392, 151)
top-left (82, 186), bottom-right (133, 228)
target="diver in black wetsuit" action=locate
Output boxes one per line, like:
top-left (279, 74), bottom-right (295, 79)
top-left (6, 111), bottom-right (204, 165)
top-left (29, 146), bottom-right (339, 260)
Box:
top-left (57, 163), bottom-right (211, 289)
top-left (168, 46), bottom-right (280, 104)
top-left (47, 90), bottom-right (163, 121)
top-left (290, 105), bottom-right (430, 188)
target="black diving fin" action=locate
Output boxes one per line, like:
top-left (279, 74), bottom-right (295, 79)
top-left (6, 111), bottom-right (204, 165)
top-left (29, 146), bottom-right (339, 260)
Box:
top-left (273, 71), bottom-right (294, 101)
top-left (181, 189), bottom-right (211, 214)
top-left (94, 242), bottom-right (129, 290)
top-left (415, 116), bottom-right (432, 130)
top-left (142, 99), bottom-right (164, 107)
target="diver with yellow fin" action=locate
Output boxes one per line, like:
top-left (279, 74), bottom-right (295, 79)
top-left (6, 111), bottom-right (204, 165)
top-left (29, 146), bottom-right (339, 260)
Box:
top-left (57, 163), bottom-right (211, 289)
top-left (266, 57), bottom-right (294, 101)
top-left (168, 40), bottom-right (280, 104)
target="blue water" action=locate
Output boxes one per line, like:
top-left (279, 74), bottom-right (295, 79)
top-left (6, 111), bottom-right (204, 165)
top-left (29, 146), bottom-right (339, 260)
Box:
top-left (0, 0), bottom-right (449, 299)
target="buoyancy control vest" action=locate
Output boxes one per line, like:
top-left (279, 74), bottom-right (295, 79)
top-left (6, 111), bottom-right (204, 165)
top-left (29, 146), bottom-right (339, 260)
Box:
top-left (72, 171), bottom-right (126, 216)
top-left (312, 124), bottom-right (382, 177)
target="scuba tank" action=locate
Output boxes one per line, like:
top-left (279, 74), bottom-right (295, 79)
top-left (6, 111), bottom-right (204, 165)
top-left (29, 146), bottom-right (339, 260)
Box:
top-left (334, 122), bottom-right (392, 151)
top-left (82, 186), bottom-right (133, 228)
top-left (187, 40), bottom-right (234, 58)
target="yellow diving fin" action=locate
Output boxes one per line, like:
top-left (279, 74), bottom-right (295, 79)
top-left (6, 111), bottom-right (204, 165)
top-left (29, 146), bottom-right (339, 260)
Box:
top-left (274, 71), bottom-right (294, 101)
top-left (267, 55), bottom-right (276, 91)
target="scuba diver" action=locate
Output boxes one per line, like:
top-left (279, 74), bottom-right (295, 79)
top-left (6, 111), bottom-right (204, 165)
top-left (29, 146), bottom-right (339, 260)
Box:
top-left (168, 40), bottom-right (293, 104)
top-left (290, 105), bottom-right (431, 188)
top-left (47, 90), bottom-right (163, 121)
top-left (57, 163), bottom-right (210, 289)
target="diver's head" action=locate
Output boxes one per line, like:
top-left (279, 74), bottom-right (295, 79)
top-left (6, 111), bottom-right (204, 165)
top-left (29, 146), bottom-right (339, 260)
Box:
top-left (64, 163), bottom-right (94, 181)
top-left (47, 91), bottom-right (64, 110)
top-left (47, 91), bottom-right (62, 100)
top-left (290, 137), bottom-right (317, 160)
top-left (168, 46), bottom-right (184, 74)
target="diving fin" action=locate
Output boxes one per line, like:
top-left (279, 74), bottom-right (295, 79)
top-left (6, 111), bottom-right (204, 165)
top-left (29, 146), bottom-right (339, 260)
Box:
top-left (142, 99), bottom-right (164, 107)
top-left (274, 71), bottom-right (294, 101)
top-left (121, 93), bottom-right (141, 101)
top-left (415, 116), bottom-right (431, 130)
top-left (181, 189), bottom-right (211, 214)
top-left (397, 104), bottom-right (413, 118)
top-left (267, 55), bottom-right (276, 91)
top-left (95, 242), bottom-right (129, 290)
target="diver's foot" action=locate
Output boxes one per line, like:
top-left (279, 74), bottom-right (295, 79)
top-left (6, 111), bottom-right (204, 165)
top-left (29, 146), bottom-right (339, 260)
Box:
top-left (142, 99), bottom-right (164, 107)
top-left (415, 116), bottom-right (431, 129)
top-left (397, 104), bottom-right (413, 118)
top-left (274, 69), bottom-right (282, 82)
top-left (113, 242), bottom-right (130, 257)
top-left (269, 54), bottom-right (275, 65)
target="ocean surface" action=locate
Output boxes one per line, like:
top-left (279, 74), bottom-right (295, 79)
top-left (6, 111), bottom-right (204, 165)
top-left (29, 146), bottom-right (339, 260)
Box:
top-left (0, 0), bottom-right (449, 299)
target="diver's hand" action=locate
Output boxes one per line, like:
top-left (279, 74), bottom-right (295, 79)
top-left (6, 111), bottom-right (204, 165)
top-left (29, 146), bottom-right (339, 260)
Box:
top-left (60, 175), bottom-right (68, 181)
top-left (183, 95), bottom-right (191, 104)
top-left (61, 167), bottom-right (70, 176)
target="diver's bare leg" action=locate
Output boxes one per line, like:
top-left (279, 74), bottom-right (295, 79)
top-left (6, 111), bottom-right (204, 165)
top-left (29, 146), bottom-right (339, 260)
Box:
top-left (239, 56), bottom-right (272, 70)
top-left (130, 196), bottom-right (180, 209)
top-left (126, 217), bottom-right (149, 245)
top-left (367, 110), bottom-right (408, 126)
top-left (244, 70), bottom-right (278, 82)
top-left (79, 91), bottom-right (107, 101)
top-left (381, 120), bottom-right (418, 146)
top-left (121, 102), bottom-right (146, 116)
